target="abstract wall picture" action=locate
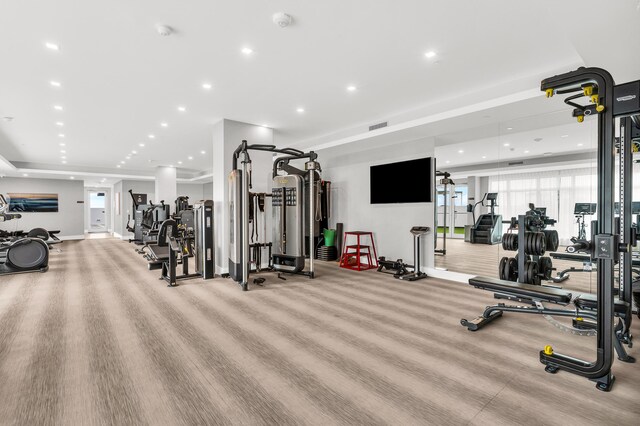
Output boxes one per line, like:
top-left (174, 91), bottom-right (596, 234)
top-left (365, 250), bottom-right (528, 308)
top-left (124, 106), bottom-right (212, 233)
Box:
top-left (7, 193), bottom-right (59, 212)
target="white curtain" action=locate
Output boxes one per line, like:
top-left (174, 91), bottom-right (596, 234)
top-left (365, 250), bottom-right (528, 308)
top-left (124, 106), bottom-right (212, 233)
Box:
top-left (488, 167), bottom-right (598, 245)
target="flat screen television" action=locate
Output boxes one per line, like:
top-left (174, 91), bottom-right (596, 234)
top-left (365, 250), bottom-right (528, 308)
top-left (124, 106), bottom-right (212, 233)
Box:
top-left (370, 157), bottom-right (433, 204)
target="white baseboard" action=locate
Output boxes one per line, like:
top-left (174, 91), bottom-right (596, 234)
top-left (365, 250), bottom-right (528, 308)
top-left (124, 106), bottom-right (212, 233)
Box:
top-left (425, 267), bottom-right (473, 284)
top-left (58, 234), bottom-right (85, 241)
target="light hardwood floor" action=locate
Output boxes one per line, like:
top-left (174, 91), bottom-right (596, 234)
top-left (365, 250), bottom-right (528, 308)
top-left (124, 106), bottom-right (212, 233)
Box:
top-left (0, 237), bottom-right (637, 425)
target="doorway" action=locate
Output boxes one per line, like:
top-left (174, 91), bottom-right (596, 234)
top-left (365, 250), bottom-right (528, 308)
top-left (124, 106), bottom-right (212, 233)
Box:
top-left (436, 184), bottom-right (468, 240)
top-left (88, 190), bottom-right (108, 233)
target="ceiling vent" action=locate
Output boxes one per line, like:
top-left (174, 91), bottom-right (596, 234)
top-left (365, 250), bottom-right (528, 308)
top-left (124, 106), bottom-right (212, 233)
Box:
top-left (508, 161), bottom-right (524, 166)
top-left (369, 121), bottom-right (388, 131)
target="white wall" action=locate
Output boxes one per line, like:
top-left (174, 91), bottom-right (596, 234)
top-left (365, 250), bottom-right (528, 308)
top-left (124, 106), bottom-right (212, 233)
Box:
top-left (212, 119), bottom-right (274, 274)
top-left (0, 177), bottom-right (85, 239)
top-left (320, 137), bottom-right (436, 269)
top-left (177, 183), bottom-right (206, 203)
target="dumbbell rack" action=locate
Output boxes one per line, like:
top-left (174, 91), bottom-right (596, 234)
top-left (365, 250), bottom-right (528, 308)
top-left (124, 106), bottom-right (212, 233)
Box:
top-left (500, 215), bottom-right (561, 285)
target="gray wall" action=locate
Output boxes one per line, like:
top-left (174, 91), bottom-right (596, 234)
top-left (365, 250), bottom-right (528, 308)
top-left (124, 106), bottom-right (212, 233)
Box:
top-left (203, 182), bottom-right (213, 201)
top-left (0, 177), bottom-right (85, 238)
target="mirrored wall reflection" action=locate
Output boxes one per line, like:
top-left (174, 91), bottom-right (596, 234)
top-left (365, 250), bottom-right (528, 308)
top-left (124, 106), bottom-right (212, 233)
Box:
top-left (434, 100), bottom-right (599, 295)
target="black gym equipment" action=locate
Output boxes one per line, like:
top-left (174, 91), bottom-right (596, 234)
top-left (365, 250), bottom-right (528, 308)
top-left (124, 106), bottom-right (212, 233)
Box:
top-left (376, 257), bottom-right (410, 277)
top-left (465, 66), bottom-right (640, 391)
top-left (145, 200), bottom-right (215, 286)
top-left (397, 226), bottom-right (430, 281)
top-left (460, 277), bottom-right (635, 365)
top-left (126, 190), bottom-right (170, 245)
top-left (469, 193), bottom-right (503, 245)
top-left (574, 202), bottom-right (596, 240)
top-left (0, 195), bottom-right (49, 275)
top-left (499, 204), bottom-right (563, 285)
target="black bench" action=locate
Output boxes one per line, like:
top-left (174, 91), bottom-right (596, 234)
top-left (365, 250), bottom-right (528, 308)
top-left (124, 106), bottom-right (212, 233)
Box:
top-left (462, 275), bottom-right (635, 363)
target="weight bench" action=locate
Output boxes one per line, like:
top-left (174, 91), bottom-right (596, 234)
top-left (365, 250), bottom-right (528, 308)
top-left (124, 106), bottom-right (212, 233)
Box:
top-left (461, 276), bottom-right (635, 363)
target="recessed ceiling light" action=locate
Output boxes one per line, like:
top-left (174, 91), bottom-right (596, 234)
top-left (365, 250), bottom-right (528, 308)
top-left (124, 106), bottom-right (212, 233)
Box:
top-left (524, 150), bottom-right (530, 153)
top-left (126, 156), bottom-right (131, 160)
top-left (200, 150), bottom-right (206, 154)
top-left (22, 173), bottom-right (28, 177)
top-left (561, 134), bottom-right (569, 138)
top-left (296, 107), bottom-right (305, 113)
top-left (45, 42), bottom-right (59, 51)
top-left (53, 105), bottom-right (63, 111)
top-left (50, 81), bottom-right (61, 87)
top-left (116, 165), bottom-right (121, 168)
top-left (61, 156), bottom-right (66, 159)
top-left (202, 83), bottom-right (213, 90)
top-left (188, 156), bottom-right (193, 160)
top-left (61, 160), bottom-right (67, 164)
top-left (139, 143), bottom-right (145, 147)
top-left (59, 143), bottom-right (65, 146)
top-left (55, 121), bottom-right (64, 126)
top-left (577, 143), bottom-right (583, 147)
top-left (60, 150), bottom-right (66, 153)
top-left (445, 160), bottom-right (450, 164)
top-left (458, 149), bottom-right (464, 154)
top-left (58, 133), bottom-right (65, 138)
top-left (482, 156), bottom-right (487, 159)
top-left (177, 106), bottom-right (186, 112)
top-left (160, 122), bottom-right (168, 127)
top-left (120, 161), bottom-right (125, 164)
top-left (148, 134), bottom-right (155, 139)
top-left (132, 150), bottom-right (137, 154)
top-left (503, 143), bottom-right (509, 146)
top-left (70, 176), bottom-right (75, 180)
top-left (346, 85), bottom-right (357, 92)
top-left (424, 51), bottom-right (437, 59)
top-left (177, 161), bottom-right (183, 164)
top-left (241, 47), bottom-right (253, 55)
top-left (506, 127), bottom-right (513, 130)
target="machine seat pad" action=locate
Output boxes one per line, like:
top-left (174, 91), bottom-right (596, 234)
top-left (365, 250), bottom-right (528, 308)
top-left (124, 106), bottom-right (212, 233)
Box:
top-left (147, 245), bottom-right (170, 261)
top-left (468, 276), bottom-right (572, 304)
top-left (574, 293), bottom-right (630, 315)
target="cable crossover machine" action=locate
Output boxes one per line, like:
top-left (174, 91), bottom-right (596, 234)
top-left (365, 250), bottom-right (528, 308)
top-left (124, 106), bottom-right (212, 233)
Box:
top-left (229, 140), bottom-right (325, 291)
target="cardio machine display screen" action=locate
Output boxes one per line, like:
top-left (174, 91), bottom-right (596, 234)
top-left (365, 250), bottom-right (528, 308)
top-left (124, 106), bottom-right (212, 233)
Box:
top-left (370, 157), bottom-right (433, 204)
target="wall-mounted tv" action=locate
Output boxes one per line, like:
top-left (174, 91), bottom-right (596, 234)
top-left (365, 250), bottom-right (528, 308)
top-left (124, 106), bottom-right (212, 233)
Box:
top-left (8, 193), bottom-right (59, 212)
top-left (370, 157), bottom-right (433, 204)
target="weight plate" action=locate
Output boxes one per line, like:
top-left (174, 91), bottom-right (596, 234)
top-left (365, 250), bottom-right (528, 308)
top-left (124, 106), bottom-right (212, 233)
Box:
top-left (544, 230), bottom-right (559, 252)
top-left (538, 256), bottom-right (553, 280)
top-left (499, 257), bottom-right (508, 280)
top-left (507, 257), bottom-right (518, 281)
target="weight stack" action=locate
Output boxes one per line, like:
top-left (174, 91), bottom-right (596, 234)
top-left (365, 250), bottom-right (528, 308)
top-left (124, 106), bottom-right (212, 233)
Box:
top-left (317, 245), bottom-right (338, 261)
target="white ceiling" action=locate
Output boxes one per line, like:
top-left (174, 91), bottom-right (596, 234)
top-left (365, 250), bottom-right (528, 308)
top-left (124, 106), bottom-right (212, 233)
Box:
top-left (0, 0), bottom-right (639, 183)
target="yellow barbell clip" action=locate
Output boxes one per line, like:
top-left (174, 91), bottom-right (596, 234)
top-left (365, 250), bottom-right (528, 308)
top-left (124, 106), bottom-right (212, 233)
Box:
top-left (544, 345), bottom-right (554, 355)
top-left (584, 86), bottom-right (594, 96)
top-left (577, 115), bottom-right (584, 123)
top-left (576, 317), bottom-right (583, 321)
top-left (545, 88), bottom-right (554, 98)
top-left (596, 104), bottom-right (605, 113)
top-left (590, 95), bottom-right (599, 104)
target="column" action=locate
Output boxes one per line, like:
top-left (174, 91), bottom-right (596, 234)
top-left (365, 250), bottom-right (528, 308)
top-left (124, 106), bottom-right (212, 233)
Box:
top-left (155, 166), bottom-right (177, 214)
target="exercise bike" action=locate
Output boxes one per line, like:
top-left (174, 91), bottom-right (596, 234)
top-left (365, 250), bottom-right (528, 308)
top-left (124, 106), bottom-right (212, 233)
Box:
top-left (0, 195), bottom-right (49, 275)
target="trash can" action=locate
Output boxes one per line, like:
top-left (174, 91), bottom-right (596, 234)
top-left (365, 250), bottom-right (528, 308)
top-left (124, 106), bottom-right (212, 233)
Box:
top-left (323, 229), bottom-right (336, 247)
top-left (464, 225), bottom-right (472, 242)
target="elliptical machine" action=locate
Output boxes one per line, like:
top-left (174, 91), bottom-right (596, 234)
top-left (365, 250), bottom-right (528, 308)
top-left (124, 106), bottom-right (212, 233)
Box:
top-left (0, 195), bottom-right (49, 275)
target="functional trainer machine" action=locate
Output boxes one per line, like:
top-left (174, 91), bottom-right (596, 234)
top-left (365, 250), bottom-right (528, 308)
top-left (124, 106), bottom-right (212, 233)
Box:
top-left (469, 193), bottom-right (502, 245)
top-left (229, 140), bottom-right (323, 291)
top-left (434, 171), bottom-right (453, 255)
top-left (463, 67), bottom-right (640, 391)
